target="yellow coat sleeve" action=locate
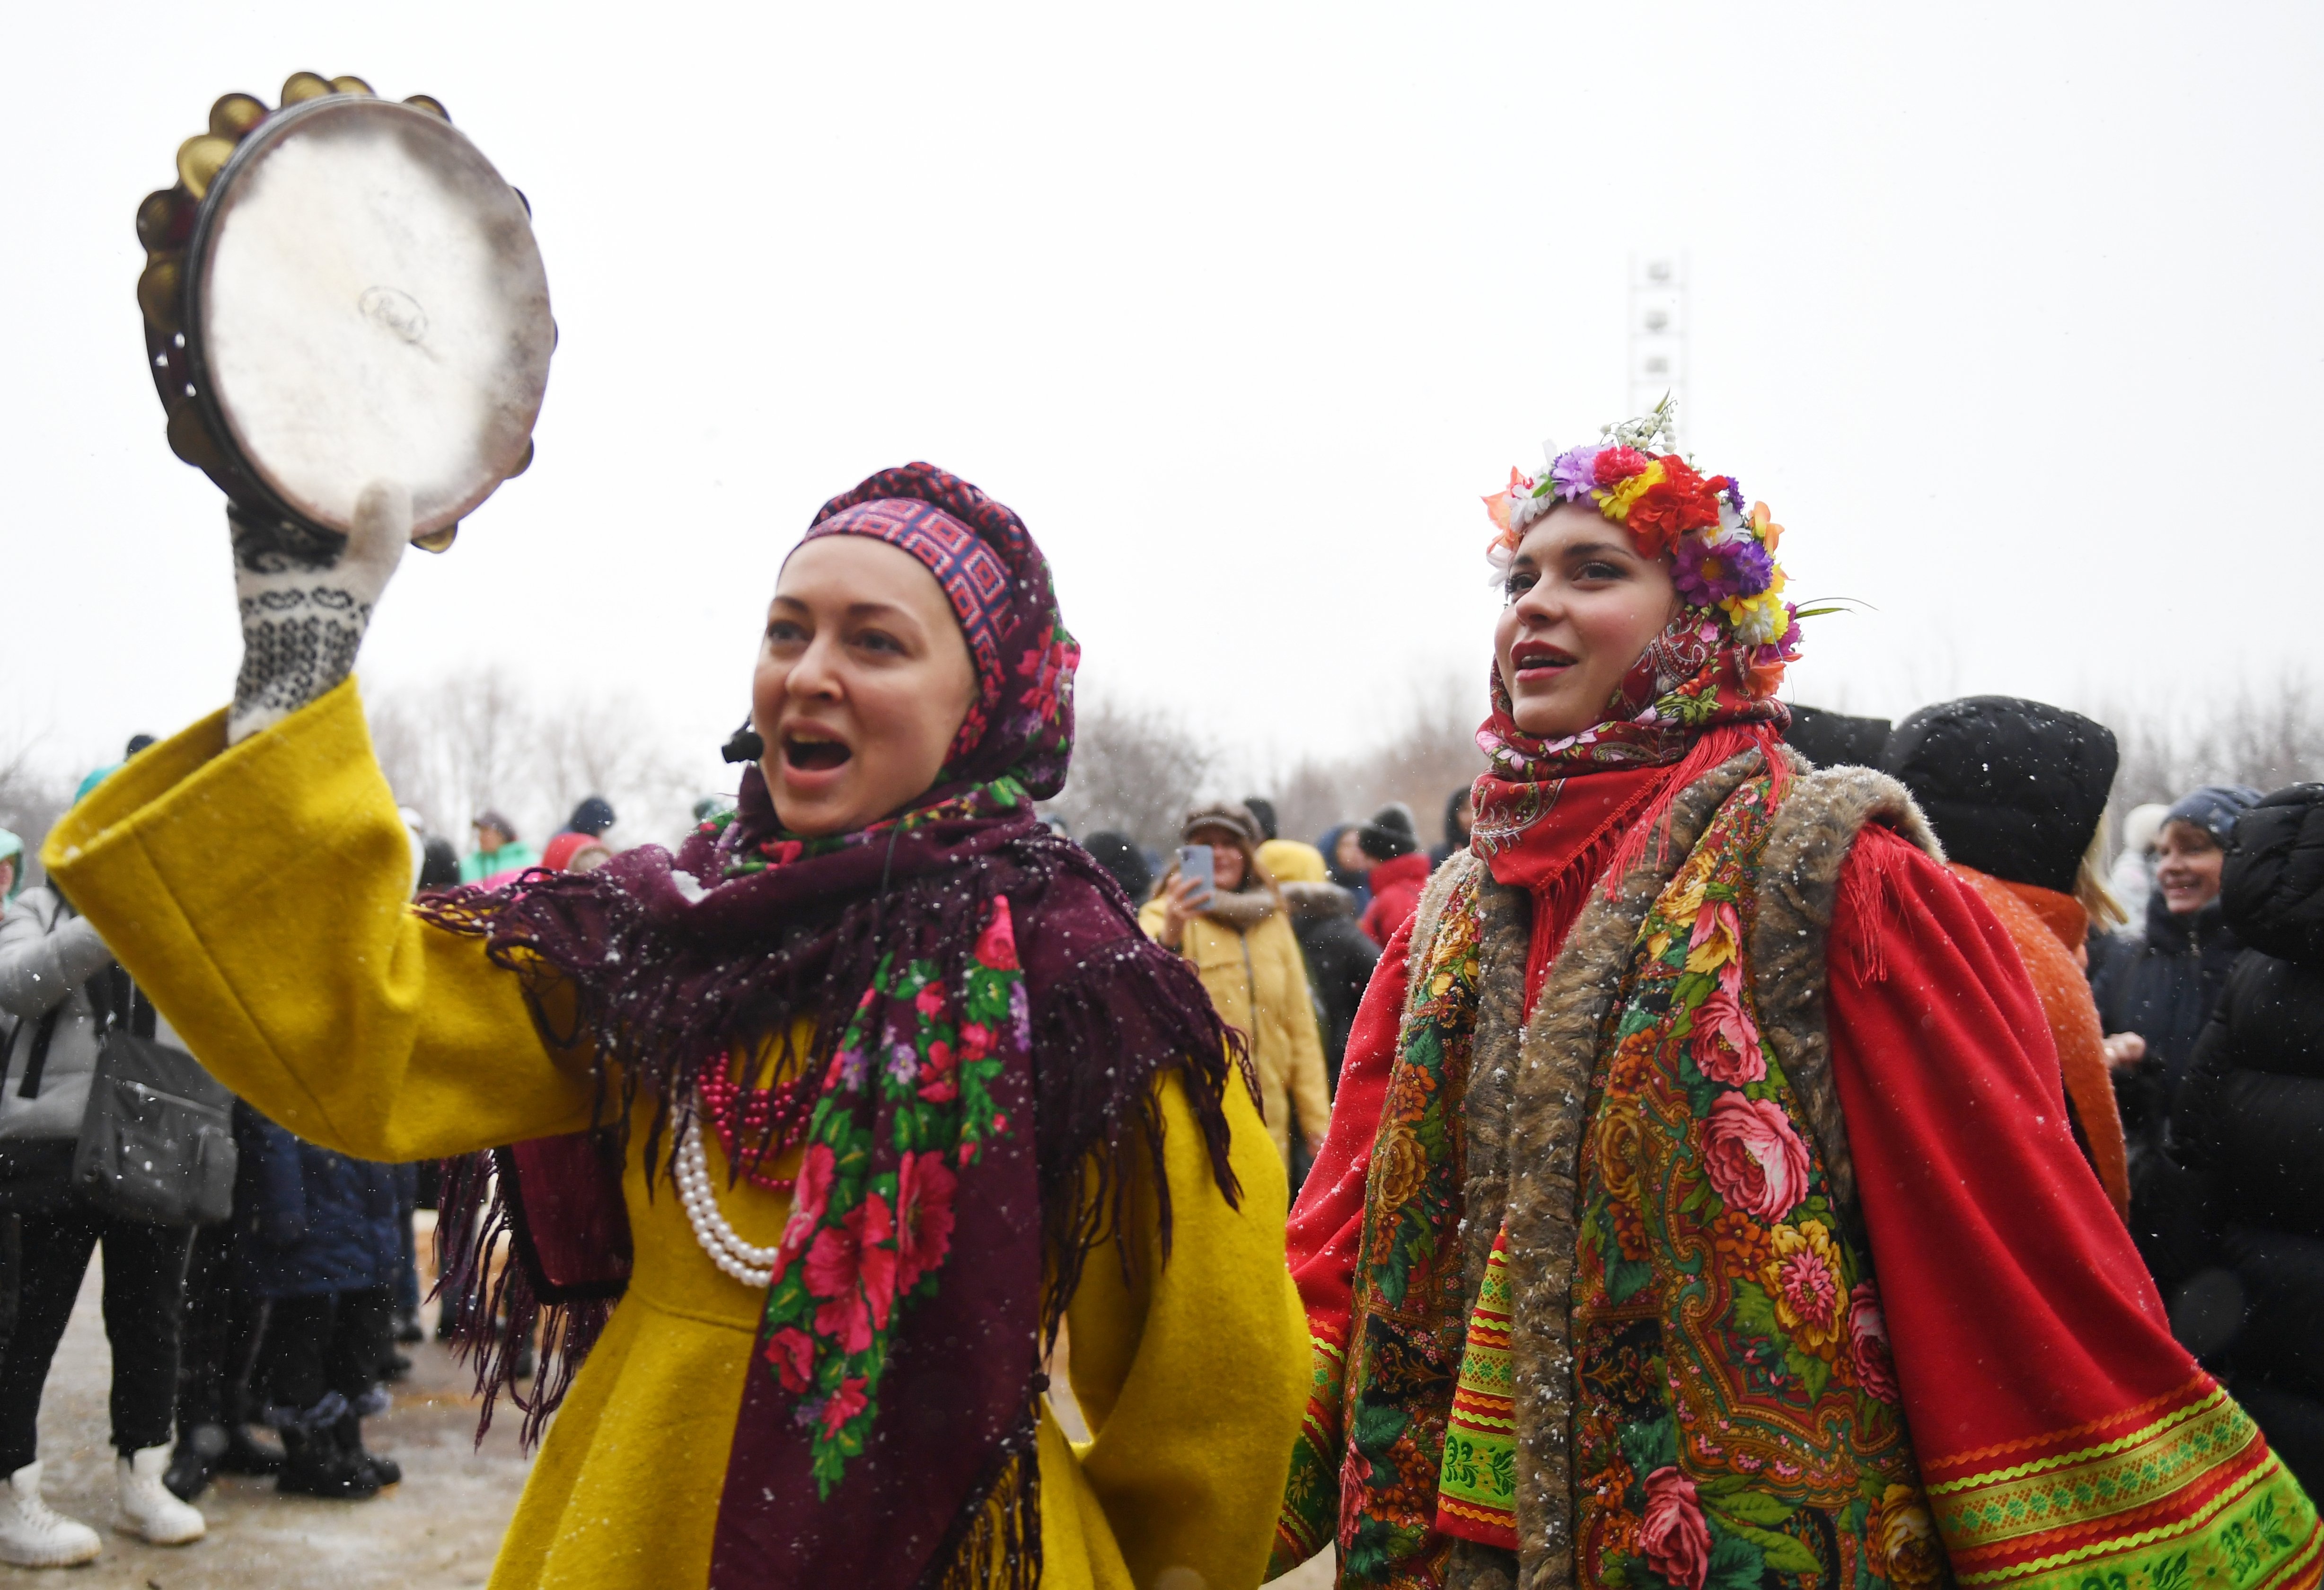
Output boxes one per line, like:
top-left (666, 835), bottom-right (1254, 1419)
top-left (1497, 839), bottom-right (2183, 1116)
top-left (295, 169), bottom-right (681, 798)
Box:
top-left (1268, 916), bottom-right (1335, 1138)
top-left (1061, 1066), bottom-right (1308, 1590)
top-left (1136, 895), bottom-right (1171, 946)
top-left (43, 681), bottom-right (595, 1158)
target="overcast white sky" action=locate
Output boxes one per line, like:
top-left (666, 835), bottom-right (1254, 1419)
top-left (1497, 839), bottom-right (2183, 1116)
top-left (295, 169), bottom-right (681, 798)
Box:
top-left (4, 4), bottom-right (2318, 797)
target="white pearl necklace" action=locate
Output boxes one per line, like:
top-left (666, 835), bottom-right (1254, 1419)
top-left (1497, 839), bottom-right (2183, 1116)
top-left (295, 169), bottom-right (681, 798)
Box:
top-left (675, 1106), bottom-right (782, 1289)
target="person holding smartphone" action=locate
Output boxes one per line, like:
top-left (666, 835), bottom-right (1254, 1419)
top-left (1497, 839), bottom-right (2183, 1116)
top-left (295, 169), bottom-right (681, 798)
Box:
top-left (1142, 805), bottom-right (1332, 1171)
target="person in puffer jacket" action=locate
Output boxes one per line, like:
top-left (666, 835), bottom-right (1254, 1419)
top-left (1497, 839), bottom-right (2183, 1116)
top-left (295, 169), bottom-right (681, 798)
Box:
top-left (0, 875), bottom-right (207, 1562)
top-left (2168, 782), bottom-right (2324, 1494)
top-left (234, 1104), bottom-right (404, 1501)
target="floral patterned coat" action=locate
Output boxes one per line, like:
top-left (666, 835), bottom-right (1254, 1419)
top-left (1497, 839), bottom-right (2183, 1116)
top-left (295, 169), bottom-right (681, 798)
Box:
top-left (1273, 754), bottom-right (2318, 1590)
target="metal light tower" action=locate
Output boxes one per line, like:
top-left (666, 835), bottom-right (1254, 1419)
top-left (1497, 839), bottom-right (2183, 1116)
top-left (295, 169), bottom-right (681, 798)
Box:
top-left (1628, 253), bottom-right (1689, 445)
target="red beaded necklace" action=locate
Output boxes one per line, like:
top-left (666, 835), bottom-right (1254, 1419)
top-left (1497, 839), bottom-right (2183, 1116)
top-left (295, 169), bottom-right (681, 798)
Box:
top-left (697, 1051), bottom-right (819, 1192)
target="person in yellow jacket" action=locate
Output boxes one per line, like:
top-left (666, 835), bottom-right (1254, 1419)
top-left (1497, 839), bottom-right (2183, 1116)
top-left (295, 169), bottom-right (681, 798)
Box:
top-left (1140, 806), bottom-right (1332, 1170)
top-left (47, 466), bottom-right (1305, 1590)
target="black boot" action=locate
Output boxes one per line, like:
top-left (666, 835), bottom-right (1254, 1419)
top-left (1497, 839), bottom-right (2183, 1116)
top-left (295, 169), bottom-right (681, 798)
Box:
top-left (217, 1423), bottom-right (284, 1475)
top-left (392, 1310), bottom-right (424, 1345)
top-left (277, 1424), bottom-right (380, 1501)
top-left (163, 1424), bottom-right (224, 1502)
top-left (334, 1412), bottom-right (399, 1488)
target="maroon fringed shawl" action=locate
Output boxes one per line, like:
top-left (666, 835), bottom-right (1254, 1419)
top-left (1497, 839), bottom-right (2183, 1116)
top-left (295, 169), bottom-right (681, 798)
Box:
top-left (421, 465), bottom-right (1247, 1590)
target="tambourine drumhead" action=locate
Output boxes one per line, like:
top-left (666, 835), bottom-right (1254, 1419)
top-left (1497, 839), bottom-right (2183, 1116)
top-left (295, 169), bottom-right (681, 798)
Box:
top-left (187, 95), bottom-right (551, 540)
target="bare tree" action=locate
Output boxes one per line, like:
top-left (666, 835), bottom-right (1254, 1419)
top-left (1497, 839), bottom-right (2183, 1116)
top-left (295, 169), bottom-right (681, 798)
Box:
top-left (0, 738), bottom-right (70, 884)
top-left (2096, 666), bottom-right (2324, 847)
top-left (1268, 672), bottom-right (1485, 849)
top-left (366, 668), bottom-right (720, 851)
top-left (1044, 697), bottom-right (1215, 850)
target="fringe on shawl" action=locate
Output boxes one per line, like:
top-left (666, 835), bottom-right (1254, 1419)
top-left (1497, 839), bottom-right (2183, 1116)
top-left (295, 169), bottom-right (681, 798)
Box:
top-left (431, 1147), bottom-right (617, 1449)
top-left (922, 1393), bottom-right (1047, 1590)
top-left (1598, 724), bottom-right (1792, 899)
top-left (1840, 830), bottom-right (1919, 984)
top-left (416, 838), bottom-right (1252, 1453)
top-left (1026, 932), bottom-right (1253, 1349)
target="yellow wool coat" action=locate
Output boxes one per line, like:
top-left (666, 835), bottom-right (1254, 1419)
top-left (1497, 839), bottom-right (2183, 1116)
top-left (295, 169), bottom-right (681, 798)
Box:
top-left (45, 682), bottom-right (1307, 1590)
top-left (1137, 888), bottom-right (1330, 1167)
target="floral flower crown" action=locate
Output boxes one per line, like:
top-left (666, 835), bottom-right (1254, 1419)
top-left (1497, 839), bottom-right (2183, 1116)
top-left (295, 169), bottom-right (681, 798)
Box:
top-left (1484, 398), bottom-right (1805, 685)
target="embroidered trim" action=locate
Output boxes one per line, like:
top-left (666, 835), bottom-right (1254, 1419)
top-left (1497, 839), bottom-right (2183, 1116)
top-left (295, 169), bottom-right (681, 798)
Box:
top-left (1927, 1379), bottom-right (2323, 1590)
top-left (1270, 1329), bottom-right (1349, 1575)
top-left (1434, 1230), bottom-right (1518, 1548)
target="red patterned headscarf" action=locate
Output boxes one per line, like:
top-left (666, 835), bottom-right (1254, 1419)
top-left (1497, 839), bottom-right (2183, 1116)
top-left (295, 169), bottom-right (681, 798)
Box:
top-left (798, 463), bottom-right (1076, 801)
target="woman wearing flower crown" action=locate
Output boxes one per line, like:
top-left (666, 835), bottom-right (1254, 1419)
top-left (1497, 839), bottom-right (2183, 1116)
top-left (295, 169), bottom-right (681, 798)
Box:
top-left (1267, 407), bottom-right (2320, 1590)
top-left (43, 464), bottom-right (1308, 1590)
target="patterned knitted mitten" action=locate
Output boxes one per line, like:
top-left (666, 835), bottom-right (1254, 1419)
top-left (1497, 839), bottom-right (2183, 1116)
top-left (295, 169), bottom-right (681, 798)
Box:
top-left (227, 482), bottom-right (408, 746)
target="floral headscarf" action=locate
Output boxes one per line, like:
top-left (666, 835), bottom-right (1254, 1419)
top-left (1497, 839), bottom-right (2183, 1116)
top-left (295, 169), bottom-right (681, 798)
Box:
top-left (1470, 406), bottom-right (1797, 871)
top-left (717, 462), bottom-right (1083, 878)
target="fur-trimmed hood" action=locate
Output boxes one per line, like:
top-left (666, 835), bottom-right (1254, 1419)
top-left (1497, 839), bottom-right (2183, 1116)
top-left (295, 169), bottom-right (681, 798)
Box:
top-left (1198, 886), bottom-right (1279, 930)
top-left (1280, 879), bottom-right (1356, 923)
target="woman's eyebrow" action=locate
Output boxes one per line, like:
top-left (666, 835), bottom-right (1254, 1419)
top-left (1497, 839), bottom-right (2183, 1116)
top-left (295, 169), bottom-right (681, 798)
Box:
top-left (769, 594), bottom-right (915, 621)
top-left (1558, 539), bottom-right (1632, 560)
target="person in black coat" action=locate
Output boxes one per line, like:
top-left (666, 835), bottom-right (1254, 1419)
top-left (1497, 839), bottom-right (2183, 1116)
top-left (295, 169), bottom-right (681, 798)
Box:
top-left (235, 1104), bottom-right (404, 1499)
top-left (2096, 787), bottom-right (2262, 1122)
top-left (1081, 830), bottom-right (1154, 906)
top-left (2166, 783), bottom-right (2324, 1493)
top-left (1429, 786), bottom-right (1474, 868)
top-left (2094, 784), bottom-right (2262, 1282)
top-left (1279, 875), bottom-right (1380, 1095)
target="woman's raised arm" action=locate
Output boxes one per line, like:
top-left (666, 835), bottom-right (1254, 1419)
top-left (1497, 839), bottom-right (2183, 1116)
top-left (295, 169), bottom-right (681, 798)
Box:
top-left (44, 680), bottom-right (597, 1162)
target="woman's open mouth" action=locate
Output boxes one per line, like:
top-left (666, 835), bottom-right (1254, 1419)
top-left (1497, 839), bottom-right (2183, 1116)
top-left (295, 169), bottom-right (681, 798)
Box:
top-left (782, 732), bottom-right (853, 773)
top-left (1511, 643), bottom-right (1576, 680)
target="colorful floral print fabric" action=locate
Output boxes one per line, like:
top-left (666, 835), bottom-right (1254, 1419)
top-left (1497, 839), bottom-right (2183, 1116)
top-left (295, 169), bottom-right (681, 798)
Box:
top-left (759, 896), bottom-right (1030, 1496)
top-left (1304, 771), bottom-right (1940, 1589)
top-left (1330, 863), bottom-right (1492, 1585)
top-left (1287, 757), bottom-right (2322, 1590)
top-left (1562, 774), bottom-right (1936, 1590)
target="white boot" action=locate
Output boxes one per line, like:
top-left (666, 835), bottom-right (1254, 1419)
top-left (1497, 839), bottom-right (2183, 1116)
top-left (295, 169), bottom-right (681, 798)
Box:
top-left (0, 1460), bottom-right (102, 1567)
top-left (116, 1445), bottom-right (204, 1545)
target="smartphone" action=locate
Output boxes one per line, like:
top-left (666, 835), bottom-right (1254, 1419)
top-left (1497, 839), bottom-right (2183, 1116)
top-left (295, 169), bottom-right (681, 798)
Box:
top-left (1177, 844), bottom-right (1215, 908)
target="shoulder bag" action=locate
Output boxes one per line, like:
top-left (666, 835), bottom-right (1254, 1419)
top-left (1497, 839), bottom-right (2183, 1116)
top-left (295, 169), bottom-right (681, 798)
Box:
top-left (69, 965), bottom-right (237, 1226)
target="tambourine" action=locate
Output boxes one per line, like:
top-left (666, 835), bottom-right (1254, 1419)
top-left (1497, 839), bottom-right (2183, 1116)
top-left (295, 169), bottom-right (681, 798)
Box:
top-left (137, 73), bottom-right (554, 554)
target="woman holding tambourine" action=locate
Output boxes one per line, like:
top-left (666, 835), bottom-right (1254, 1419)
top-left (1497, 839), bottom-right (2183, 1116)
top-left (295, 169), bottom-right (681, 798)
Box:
top-left (56, 77), bottom-right (1306, 1590)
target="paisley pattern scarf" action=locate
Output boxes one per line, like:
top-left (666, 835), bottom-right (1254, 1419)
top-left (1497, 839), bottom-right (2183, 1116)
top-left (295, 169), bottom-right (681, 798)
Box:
top-left (424, 464), bottom-right (1245, 1590)
top-left (1469, 608), bottom-right (1793, 1015)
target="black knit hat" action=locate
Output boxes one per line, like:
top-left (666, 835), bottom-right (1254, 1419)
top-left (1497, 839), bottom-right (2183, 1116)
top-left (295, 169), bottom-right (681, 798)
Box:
top-left (1782, 705), bottom-right (1891, 769)
top-left (1357, 802), bottom-right (1419, 862)
top-left (1242, 796), bottom-right (1280, 842)
top-left (1881, 696), bottom-right (2119, 894)
top-left (567, 795), bottom-right (617, 836)
top-left (1082, 829), bottom-right (1154, 904)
